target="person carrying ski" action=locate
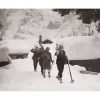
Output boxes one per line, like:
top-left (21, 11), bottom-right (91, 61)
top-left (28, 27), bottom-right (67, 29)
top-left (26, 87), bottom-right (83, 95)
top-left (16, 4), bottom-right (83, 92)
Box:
top-left (38, 35), bottom-right (53, 78)
top-left (55, 44), bottom-right (67, 83)
top-left (41, 47), bottom-right (53, 78)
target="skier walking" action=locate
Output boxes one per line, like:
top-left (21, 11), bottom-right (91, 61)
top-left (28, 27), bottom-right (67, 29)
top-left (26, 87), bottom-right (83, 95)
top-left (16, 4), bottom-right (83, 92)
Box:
top-left (55, 44), bottom-right (67, 83)
top-left (31, 46), bottom-right (39, 72)
top-left (38, 35), bottom-right (53, 78)
top-left (42, 47), bottom-right (53, 78)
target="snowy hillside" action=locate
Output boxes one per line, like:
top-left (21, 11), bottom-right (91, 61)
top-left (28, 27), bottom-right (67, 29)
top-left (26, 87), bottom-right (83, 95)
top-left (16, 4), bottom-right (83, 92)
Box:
top-left (2, 9), bottom-right (97, 54)
top-left (5, 9), bottom-right (62, 39)
top-left (4, 9), bottom-right (98, 40)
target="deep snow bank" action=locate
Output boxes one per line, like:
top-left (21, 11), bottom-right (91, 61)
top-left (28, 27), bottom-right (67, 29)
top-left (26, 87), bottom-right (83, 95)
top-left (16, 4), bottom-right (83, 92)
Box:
top-left (56, 36), bottom-right (100, 60)
top-left (0, 41), bottom-right (11, 62)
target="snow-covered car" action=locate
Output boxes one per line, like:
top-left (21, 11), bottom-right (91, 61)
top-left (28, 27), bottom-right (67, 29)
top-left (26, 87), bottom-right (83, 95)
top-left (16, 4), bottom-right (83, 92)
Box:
top-left (9, 52), bottom-right (28, 59)
top-left (0, 46), bottom-right (12, 67)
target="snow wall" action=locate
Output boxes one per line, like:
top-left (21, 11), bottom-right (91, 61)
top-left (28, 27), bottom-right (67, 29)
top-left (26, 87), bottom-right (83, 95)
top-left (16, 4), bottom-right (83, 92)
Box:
top-left (57, 36), bottom-right (100, 60)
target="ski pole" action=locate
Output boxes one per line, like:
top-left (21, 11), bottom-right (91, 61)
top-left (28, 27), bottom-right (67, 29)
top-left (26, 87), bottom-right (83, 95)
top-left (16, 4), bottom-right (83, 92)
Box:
top-left (68, 59), bottom-right (74, 83)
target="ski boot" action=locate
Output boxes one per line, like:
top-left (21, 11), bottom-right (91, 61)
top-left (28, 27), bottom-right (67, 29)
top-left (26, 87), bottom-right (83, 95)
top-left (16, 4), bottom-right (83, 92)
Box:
top-left (43, 70), bottom-right (46, 78)
top-left (48, 71), bottom-right (51, 78)
top-left (59, 78), bottom-right (63, 83)
top-left (43, 74), bottom-right (46, 78)
top-left (34, 69), bottom-right (37, 72)
top-left (56, 75), bottom-right (60, 80)
top-left (41, 71), bottom-right (43, 76)
top-left (48, 74), bottom-right (51, 78)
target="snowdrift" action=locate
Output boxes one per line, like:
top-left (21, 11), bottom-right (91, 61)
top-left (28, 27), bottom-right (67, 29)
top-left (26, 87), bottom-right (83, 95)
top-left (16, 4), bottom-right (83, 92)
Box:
top-left (0, 42), bottom-right (12, 67)
top-left (1, 59), bottom-right (100, 91)
top-left (0, 42), bottom-right (10, 62)
top-left (57, 36), bottom-right (100, 60)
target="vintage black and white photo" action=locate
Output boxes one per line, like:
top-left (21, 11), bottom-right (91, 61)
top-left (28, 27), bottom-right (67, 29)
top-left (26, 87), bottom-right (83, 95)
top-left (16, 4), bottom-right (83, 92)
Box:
top-left (0, 9), bottom-right (100, 91)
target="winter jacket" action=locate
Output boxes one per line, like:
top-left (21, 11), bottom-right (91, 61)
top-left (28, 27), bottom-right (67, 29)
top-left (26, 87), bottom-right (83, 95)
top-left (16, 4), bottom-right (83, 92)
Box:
top-left (31, 49), bottom-right (39, 60)
top-left (41, 50), bottom-right (52, 69)
top-left (55, 50), bottom-right (67, 64)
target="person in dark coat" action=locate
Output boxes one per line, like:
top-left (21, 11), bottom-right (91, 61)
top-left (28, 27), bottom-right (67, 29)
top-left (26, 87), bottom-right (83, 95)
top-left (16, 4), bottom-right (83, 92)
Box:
top-left (38, 48), bottom-right (44, 75)
top-left (41, 47), bottom-right (53, 78)
top-left (31, 46), bottom-right (39, 72)
top-left (55, 44), bottom-right (67, 83)
top-left (38, 35), bottom-right (53, 78)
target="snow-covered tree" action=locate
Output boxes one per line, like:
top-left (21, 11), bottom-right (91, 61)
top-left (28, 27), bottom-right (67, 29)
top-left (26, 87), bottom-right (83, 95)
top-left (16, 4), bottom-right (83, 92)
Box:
top-left (0, 9), bottom-right (7, 40)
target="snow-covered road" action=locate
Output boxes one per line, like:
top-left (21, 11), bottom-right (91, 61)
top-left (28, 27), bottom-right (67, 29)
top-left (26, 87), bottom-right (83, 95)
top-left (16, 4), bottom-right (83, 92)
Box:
top-left (0, 59), bottom-right (100, 91)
